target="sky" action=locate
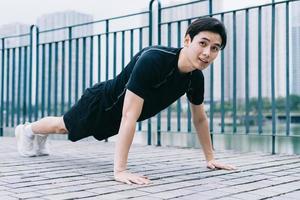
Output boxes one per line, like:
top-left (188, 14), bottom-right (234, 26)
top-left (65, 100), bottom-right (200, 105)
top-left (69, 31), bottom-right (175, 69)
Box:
top-left (0, 0), bottom-right (272, 27)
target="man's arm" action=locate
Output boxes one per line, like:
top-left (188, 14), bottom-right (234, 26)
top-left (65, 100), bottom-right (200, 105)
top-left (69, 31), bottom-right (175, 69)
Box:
top-left (114, 89), bottom-right (150, 185)
top-left (190, 103), bottom-right (236, 170)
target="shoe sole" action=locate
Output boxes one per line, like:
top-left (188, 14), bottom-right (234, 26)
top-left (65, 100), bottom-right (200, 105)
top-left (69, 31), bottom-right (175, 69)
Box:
top-left (36, 152), bottom-right (50, 156)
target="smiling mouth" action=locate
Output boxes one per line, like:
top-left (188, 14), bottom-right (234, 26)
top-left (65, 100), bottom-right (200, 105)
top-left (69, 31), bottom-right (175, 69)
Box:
top-left (199, 58), bottom-right (209, 64)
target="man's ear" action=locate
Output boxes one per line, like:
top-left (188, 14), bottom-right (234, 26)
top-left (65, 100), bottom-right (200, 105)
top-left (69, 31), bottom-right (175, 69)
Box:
top-left (184, 34), bottom-right (191, 47)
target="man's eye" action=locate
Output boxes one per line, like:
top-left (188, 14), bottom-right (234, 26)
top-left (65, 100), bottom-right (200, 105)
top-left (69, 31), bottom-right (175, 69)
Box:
top-left (199, 41), bottom-right (206, 46)
top-left (212, 46), bottom-right (220, 52)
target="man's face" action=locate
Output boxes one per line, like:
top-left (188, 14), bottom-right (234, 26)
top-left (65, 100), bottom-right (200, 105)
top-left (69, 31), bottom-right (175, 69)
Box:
top-left (184, 31), bottom-right (222, 71)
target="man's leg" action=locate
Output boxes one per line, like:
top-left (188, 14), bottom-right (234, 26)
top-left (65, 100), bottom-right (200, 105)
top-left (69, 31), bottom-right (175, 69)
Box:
top-left (15, 116), bottom-right (68, 157)
top-left (31, 116), bottom-right (68, 135)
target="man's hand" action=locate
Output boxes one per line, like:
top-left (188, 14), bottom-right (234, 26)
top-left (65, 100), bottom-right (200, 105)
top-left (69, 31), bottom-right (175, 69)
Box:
top-left (207, 159), bottom-right (236, 170)
top-left (114, 171), bottom-right (151, 185)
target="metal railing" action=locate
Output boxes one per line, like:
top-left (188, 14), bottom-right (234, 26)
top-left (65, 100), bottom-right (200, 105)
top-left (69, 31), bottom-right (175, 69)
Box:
top-left (0, 0), bottom-right (299, 154)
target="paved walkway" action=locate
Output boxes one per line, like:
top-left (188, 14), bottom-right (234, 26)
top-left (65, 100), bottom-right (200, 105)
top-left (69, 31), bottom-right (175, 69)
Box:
top-left (1, 137), bottom-right (300, 200)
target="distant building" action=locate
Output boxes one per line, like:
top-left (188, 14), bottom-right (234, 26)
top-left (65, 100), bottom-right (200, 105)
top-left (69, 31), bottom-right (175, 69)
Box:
top-left (37, 11), bottom-right (93, 42)
top-left (0, 23), bottom-right (30, 47)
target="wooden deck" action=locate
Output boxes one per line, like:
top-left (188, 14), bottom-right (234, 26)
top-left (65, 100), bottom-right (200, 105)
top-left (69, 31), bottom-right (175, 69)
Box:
top-left (1, 137), bottom-right (300, 200)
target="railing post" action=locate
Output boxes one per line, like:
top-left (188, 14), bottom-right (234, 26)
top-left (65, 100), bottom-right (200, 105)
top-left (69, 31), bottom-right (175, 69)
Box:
top-left (209, 0), bottom-right (214, 147)
top-left (23, 44), bottom-right (28, 123)
top-left (105, 20), bottom-right (109, 143)
top-left (210, 62), bottom-right (214, 146)
top-left (149, 0), bottom-right (161, 146)
top-left (149, 0), bottom-right (161, 48)
top-left (0, 38), bottom-right (5, 136)
top-left (220, 14), bottom-right (225, 134)
top-left (245, 9), bottom-right (250, 134)
top-left (105, 20), bottom-right (109, 81)
top-left (5, 42), bottom-right (9, 127)
top-left (285, 1), bottom-right (290, 136)
top-left (209, 0), bottom-right (213, 16)
top-left (271, 0), bottom-right (276, 155)
top-left (258, 6), bottom-right (263, 135)
top-left (232, 11), bottom-right (237, 133)
top-left (68, 27), bottom-right (73, 110)
top-left (148, 0), bottom-right (161, 146)
top-left (31, 25), bottom-right (40, 121)
top-left (29, 25), bottom-right (39, 122)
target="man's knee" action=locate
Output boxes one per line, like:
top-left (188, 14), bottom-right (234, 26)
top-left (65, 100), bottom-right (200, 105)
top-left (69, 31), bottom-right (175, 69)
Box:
top-left (55, 117), bottom-right (68, 134)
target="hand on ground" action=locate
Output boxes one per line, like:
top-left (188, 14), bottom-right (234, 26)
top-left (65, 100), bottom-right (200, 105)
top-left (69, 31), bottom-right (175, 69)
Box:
top-left (207, 159), bottom-right (237, 170)
top-left (114, 171), bottom-right (151, 185)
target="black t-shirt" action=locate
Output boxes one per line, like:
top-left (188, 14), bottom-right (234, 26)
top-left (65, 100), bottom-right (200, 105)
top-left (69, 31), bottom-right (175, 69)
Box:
top-left (102, 46), bottom-right (204, 122)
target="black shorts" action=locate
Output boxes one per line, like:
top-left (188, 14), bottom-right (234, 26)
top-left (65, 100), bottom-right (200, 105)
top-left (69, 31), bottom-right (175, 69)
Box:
top-left (63, 82), bottom-right (121, 142)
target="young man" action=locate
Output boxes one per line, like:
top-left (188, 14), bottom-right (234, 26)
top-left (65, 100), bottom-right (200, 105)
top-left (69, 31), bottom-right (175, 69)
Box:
top-left (15, 17), bottom-right (236, 185)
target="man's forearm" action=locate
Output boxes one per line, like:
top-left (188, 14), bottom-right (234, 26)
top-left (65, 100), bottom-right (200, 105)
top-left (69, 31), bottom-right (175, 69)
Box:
top-left (114, 116), bottom-right (136, 173)
top-left (194, 119), bottom-right (214, 161)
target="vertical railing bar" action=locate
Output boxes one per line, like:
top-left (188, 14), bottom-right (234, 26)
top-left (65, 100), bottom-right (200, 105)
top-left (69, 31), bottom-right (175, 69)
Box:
top-left (233, 11), bottom-right (237, 133)
top-left (34, 29), bottom-right (40, 121)
top-left (28, 33), bottom-right (33, 122)
top-left (90, 36), bottom-right (94, 86)
top-left (285, 1), bottom-right (290, 136)
top-left (17, 47), bottom-right (22, 125)
top-left (157, 1), bottom-right (162, 146)
top-left (177, 21), bottom-right (181, 132)
top-left (167, 23), bottom-right (172, 132)
top-left (41, 44), bottom-right (46, 118)
top-left (82, 37), bottom-right (86, 92)
top-left (68, 27), bottom-right (72, 109)
top-left (105, 20), bottom-right (109, 81)
top-left (130, 29), bottom-right (134, 58)
top-left (209, 0), bottom-right (214, 149)
top-left (121, 31), bottom-right (125, 71)
top-left (104, 21), bottom-right (109, 143)
top-left (149, 0), bottom-right (161, 145)
top-left (6, 48), bottom-right (10, 126)
top-left (0, 39), bottom-right (4, 136)
top-left (22, 47), bottom-right (28, 123)
top-left (221, 13), bottom-right (225, 133)
top-left (245, 9), bottom-right (250, 134)
top-left (61, 41), bottom-right (66, 115)
top-left (210, 61), bottom-right (214, 133)
top-left (271, 1), bottom-right (276, 154)
top-left (75, 39), bottom-right (79, 101)
top-left (209, 0), bottom-right (213, 16)
top-left (258, 6), bottom-right (263, 134)
top-left (148, 0), bottom-right (154, 145)
top-left (47, 43), bottom-right (52, 116)
top-left (98, 35), bottom-right (101, 82)
top-left (187, 20), bottom-right (192, 133)
top-left (138, 28), bottom-right (143, 131)
top-left (54, 42), bottom-right (58, 116)
top-left (113, 32), bottom-right (117, 78)
top-left (11, 48), bottom-right (16, 127)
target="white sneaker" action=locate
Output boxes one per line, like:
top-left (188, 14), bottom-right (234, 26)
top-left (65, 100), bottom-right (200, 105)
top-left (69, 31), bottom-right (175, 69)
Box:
top-left (35, 134), bottom-right (50, 156)
top-left (15, 124), bottom-right (36, 157)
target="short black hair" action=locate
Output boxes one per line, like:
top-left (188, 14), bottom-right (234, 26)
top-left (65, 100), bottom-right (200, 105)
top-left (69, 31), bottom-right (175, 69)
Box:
top-left (185, 17), bottom-right (227, 50)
